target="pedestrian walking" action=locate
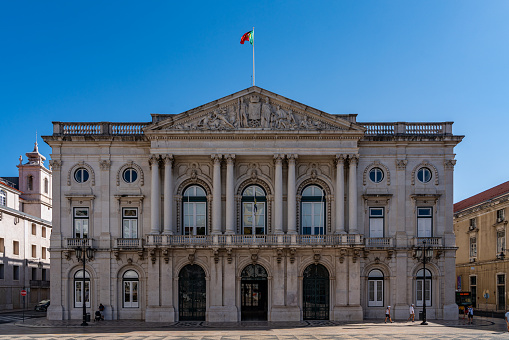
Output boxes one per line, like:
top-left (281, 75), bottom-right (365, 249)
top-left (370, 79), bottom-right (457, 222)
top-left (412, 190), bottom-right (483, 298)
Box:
top-left (407, 304), bottom-right (415, 322)
top-left (384, 305), bottom-right (394, 323)
top-left (467, 305), bottom-right (474, 324)
top-left (505, 310), bottom-right (509, 332)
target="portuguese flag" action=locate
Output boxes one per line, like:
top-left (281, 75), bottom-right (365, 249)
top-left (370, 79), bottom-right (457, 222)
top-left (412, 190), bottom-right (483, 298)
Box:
top-left (240, 30), bottom-right (254, 45)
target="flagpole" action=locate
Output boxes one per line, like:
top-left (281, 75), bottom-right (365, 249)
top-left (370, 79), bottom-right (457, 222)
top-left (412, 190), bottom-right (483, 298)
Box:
top-left (252, 27), bottom-right (255, 86)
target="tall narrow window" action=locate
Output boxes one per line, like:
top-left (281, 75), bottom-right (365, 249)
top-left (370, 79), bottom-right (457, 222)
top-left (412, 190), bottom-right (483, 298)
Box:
top-left (42, 268), bottom-right (47, 281)
top-left (183, 185), bottom-right (207, 235)
top-left (497, 209), bottom-right (505, 222)
top-left (123, 270), bottom-right (139, 308)
top-left (242, 185), bottom-right (266, 235)
top-left (0, 190), bottom-right (6, 206)
top-left (31, 245), bottom-right (36, 258)
top-left (470, 276), bottom-right (477, 308)
top-left (368, 269), bottom-right (384, 306)
top-left (0, 238), bottom-right (4, 253)
top-left (32, 267), bottom-right (37, 280)
top-left (301, 185), bottom-right (325, 235)
top-left (497, 230), bottom-right (505, 256)
top-left (369, 208), bottom-right (384, 238)
top-left (469, 237), bottom-right (477, 258)
top-left (44, 178), bottom-right (49, 194)
top-left (74, 270), bottom-right (90, 308)
top-left (416, 269), bottom-right (432, 307)
top-left (122, 208), bottom-right (138, 238)
top-left (42, 247), bottom-right (47, 259)
top-left (498, 274), bottom-right (506, 310)
top-left (28, 176), bottom-right (33, 191)
top-left (13, 266), bottom-right (19, 280)
top-left (417, 207), bottom-right (433, 237)
top-left (73, 208), bottom-right (89, 238)
top-left (42, 227), bottom-right (46, 238)
top-left (32, 223), bottom-right (37, 235)
top-left (13, 241), bottom-right (19, 255)
top-left (0, 264), bottom-right (4, 279)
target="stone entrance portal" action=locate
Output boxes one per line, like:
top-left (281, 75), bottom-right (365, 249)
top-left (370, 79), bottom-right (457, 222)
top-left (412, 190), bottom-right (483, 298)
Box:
top-left (241, 264), bottom-right (268, 321)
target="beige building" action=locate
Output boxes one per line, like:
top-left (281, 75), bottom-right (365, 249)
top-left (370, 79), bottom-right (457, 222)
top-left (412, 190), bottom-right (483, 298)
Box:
top-left (43, 87), bottom-right (462, 322)
top-left (0, 142), bottom-right (52, 310)
top-left (454, 181), bottom-right (509, 311)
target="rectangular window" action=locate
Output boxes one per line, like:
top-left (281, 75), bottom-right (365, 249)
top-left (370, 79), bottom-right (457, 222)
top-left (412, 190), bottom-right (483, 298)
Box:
top-left (75, 280), bottom-right (90, 308)
top-left (42, 247), bottom-right (47, 259)
top-left (368, 279), bottom-right (383, 306)
top-left (497, 209), bottom-right (505, 222)
top-left (416, 279), bottom-right (431, 307)
top-left (123, 280), bottom-right (139, 308)
top-left (470, 237), bottom-right (477, 257)
top-left (369, 208), bottom-right (384, 238)
top-left (497, 230), bottom-right (505, 255)
top-left (470, 276), bottom-right (477, 308)
top-left (32, 267), bottom-right (37, 280)
top-left (42, 268), bottom-right (47, 281)
top-left (184, 202), bottom-right (207, 235)
top-left (122, 208), bottom-right (138, 239)
top-left (13, 266), bottom-right (19, 280)
top-left (13, 241), bottom-right (19, 255)
top-left (42, 227), bottom-right (46, 238)
top-left (0, 264), bottom-right (4, 279)
top-left (31, 223), bottom-right (36, 235)
top-left (498, 274), bottom-right (506, 310)
top-left (417, 207), bottom-right (433, 237)
top-left (0, 238), bottom-right (4, 253)
top-left (73, 208), bottom-right (89, 238)
top-left (469, 218), bottom-right (476, 230)
top-left (301, 202), bottom-right (324, 235)
top-left (31, 245), bottom-right (36, 258)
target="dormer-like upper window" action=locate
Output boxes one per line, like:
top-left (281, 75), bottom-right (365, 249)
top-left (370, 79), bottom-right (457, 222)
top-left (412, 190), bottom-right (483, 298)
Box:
top-left (0, 190), bottom-right (6, 206)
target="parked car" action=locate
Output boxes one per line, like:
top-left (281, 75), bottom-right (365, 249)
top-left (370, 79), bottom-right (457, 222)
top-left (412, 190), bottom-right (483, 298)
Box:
top-left (34, 299), bottom-right (50, 311)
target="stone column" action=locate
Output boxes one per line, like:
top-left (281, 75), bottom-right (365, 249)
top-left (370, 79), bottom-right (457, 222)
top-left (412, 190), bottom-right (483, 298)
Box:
top-left (348, 155), bottom-right (359, 234)
top-left (150, 155), bottom-right (161, 234)
top-left (163, 155), bottom-right (174, 235)
top-left (287, 154), bottom-right (297, 234)
top-left (225, 154), bottom-right (236, 234)
top-left (335, 154), bottom-right (345, 234)
top-left (212, 154), bottom-right (222, 234)
top-left (274, 154), bottom-right (284, 234)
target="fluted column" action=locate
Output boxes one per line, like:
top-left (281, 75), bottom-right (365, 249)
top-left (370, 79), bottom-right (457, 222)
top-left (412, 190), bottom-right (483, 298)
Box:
top-left (287, 154), bottom-right (297, 234)
top-left (274, 154), bottom-right (284, 234)
top-left (225, 154), bottom-right (236, 234)
top-left (163, 154), bottom-right (174, 235)
top-left (149, 155), bottom-right (161, 234)
top-left (212, 154), bottom-right (222, 235)
top-left (335, 154), bottom-right (345, 234)
top-left (348, 154), bottom-right (359, 234)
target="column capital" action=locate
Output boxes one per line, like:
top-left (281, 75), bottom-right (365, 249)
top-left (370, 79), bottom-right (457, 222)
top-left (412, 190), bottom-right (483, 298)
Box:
top-left (335, 154), bottom-right (346, 165)
top-left (444, 159), bottom-right (456, 170)
top-left (348, 154), bottom-right (359, 165)
top-left (225, 154), bottom-right (236, 164)
top-left (163, 154), bottom-right (174, 165)
top-left (286, 154), bottom-right (298, 162)
top-left (211, 154), bottom-right (222, 163)
top-left (149, 154), bottom-right (160, 168)
top-left (274, 154), bottom-right (284, 164)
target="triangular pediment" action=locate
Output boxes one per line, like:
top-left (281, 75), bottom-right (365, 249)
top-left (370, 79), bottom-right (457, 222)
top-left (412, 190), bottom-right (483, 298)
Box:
top-left (147, 87), bottom-right (365, 133)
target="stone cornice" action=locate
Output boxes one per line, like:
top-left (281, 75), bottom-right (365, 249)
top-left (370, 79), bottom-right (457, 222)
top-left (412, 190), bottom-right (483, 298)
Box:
top-left (0, 206), bottom-right (52, 227)
top-left (454, 193), bottom-right (509, 220)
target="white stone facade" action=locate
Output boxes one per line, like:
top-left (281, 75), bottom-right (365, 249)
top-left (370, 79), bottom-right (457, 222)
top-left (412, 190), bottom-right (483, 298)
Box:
top-left (0, 143), bottom-right (52, 310)
top-left (43, 87), bottom-right (462, 322)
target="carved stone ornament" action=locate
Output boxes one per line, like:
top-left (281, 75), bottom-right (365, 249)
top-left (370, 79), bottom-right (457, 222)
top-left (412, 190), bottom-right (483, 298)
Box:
top-left (188, 253), bottom-right (195, 265)
top-left (313, 253), bottom-right (321, 264)
top-left (63, 250), bottom-right (71, 261)
top-left (352, 249), bottom-right (360, 263)
top-left (339, 248), bottom-right (347, 264)
top-left (213, 249), bottom-right (219, 264)
top-left (289, 248), bottom-right (296, 264)
top-left (127, 258), bottom-right (133, 265)
top-left (162, 248), bottom-right (170, 264)
top-left (167, 96), bottom-right (343, 131)
top-left (49, 159), bottom-right (62, 171)
top-left (396, 159), bottom-right (408, 170)
top-left (113, 250), bottom-right (120, 261)
top-left (99, 160), bottom-right (111, 171)
top-left (251, 253), bottom-right (258, 264)
top-left (386, 250), bottom-right (394, 260)
top-left (276, 248), bottom-right (283, 264)
top-left (227, 248), bottom-right (233, 264)
top-left (444, 159), bottom-right (457, 170)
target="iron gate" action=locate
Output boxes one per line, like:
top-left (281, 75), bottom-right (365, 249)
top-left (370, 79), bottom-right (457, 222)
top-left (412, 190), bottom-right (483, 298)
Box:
top-left (241, 264), bottom-right (268, 321)
top-left (179, 264), bottom-right (206, 321)
top-left (303, 264), bottom-right (329, 320)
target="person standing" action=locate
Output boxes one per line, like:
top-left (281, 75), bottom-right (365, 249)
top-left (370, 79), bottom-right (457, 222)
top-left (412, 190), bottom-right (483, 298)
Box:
top-left (385, 306), bottom-right (394, 323)
top-left (467, 305), bottom-right (474, 324)
top-left (407, 304), bottom-right (415, 322)
top-left (505, 310), bottom-right (509, 332)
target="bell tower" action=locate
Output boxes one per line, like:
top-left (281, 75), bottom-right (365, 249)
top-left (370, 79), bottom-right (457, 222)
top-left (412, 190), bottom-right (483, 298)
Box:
top-left (17, 141), bottom-right (52, 221)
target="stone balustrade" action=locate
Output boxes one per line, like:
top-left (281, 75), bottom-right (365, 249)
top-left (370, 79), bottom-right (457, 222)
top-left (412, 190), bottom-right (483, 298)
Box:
top-left (53, 122), bottom-right (149, 135)
top-left (114, 238), bottom-right (143, 249)
top-left (413, 237), bottom-right (443, 247)
top-left (361, 122), bottom-right (453, 136)
top-left (66, 237), bottom-right (94, 248)
top-left (365, 237), bottom-right (394, 248)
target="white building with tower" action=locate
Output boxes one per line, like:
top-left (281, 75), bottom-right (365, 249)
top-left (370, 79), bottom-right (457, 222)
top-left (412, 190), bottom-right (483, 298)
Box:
top-left (43, 87), bottom-right (462, 322)
top-left (0, 142), bottom-right (52, 310)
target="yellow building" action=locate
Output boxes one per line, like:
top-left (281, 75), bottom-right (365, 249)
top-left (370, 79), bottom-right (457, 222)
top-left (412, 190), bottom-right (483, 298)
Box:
top-left (454, 181), bottom-right (509, 311)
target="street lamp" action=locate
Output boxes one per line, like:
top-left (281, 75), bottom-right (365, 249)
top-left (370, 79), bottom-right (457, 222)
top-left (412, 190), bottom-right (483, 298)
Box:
top-left (415, 240), bottom-right (433, 325)
top-left (75, 243), bottom-right (94, 326)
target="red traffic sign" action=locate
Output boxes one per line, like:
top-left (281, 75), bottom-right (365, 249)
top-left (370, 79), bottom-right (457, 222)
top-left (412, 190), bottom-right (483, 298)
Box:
top-left (20, 290), bottom-right (27, 296)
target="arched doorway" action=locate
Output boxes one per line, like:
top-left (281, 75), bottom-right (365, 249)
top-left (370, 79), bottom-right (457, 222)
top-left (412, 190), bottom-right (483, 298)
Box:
top-left (178, 264), bottom-right (206, 321)
top-left (241, 264), bottom-right (268, 321)
top-left (303, 264), bottom-right (329, 320)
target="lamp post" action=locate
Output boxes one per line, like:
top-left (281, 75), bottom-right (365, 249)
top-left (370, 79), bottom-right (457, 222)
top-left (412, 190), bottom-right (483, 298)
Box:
top-left (416, 240), bottom-right (433, 325)
top-left (75, 243), bottom-right (94, 326)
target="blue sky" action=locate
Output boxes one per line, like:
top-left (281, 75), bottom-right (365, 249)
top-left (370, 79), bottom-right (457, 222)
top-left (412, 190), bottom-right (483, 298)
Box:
top-left (0, 1), bottom-right (508, 203)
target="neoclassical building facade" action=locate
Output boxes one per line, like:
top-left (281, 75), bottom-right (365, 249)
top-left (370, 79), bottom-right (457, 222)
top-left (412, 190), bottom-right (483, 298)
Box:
top-left (43, 87), bottom-right (462, 322)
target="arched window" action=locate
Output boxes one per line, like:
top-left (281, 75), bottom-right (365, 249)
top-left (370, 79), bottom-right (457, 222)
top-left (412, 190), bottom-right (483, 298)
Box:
top-left (27, 176), bottom-right (33, 191)
top-left (416, 269), bottom-right (432, 307)
top-left (74, 269), bottom-right (90, 308)
top-left (123, 270), bottom-right (139, 308)
top-left (183, 185), bottom-right (207, 235)
top-left (44, 178), bottom-right (49, 194)
top-left (0, 190), bottom-right (6, 206)
top-left (368, 269), bottom-right (384, 307)
top-left (242, 185), bottom-right (266, 235)
top-left (301, 185), bottom-right (325, 235)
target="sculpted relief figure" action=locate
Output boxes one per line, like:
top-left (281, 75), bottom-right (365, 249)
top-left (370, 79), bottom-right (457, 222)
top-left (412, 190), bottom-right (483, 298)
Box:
top-left (197, 109), bottom-right (235, 130)
top-left (261, 97), bottom-right (272, 128)
top-left (248, 95), bottom-right (261, 123)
